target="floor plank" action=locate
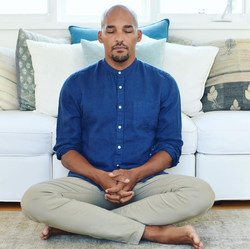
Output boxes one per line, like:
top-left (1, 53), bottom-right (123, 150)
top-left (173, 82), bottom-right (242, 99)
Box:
top-left (1, 201), bottom-right (250, 211)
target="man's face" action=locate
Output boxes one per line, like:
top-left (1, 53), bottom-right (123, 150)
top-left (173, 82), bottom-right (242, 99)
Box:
top-left (98, 8), bottom-right (142, 68)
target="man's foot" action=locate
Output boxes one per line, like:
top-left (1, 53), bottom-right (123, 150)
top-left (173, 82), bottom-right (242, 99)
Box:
top-left (40, 225), bottom-right (74, 240)
top-left (142, 225), bottom-right (203, 249)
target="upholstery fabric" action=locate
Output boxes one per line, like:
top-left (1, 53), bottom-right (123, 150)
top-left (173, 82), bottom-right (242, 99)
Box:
top-left (192, 111), bottom-right (250, 154)
top-left (16, 28), bottom-right (71, 111)
top-left (69, 19), bottom-right (170, 43)
top-left (80, 35), bottom-right (166, 68)
top-left (0, 110), bottom-right (56, 154)
top-left (0, 155), bottom-right (52, 201)
top-left (194, 39), bottom-right (250, 112)
top-left (26, 40), bottom-right (84, 117)
top-left (196, 154), bottom-right (250, 200)
top-left (0, 47), bottom-right (19, 111)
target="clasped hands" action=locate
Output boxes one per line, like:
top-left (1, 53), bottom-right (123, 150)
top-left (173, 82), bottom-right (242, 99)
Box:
top-left (103, 169), bottom-right (137, 204)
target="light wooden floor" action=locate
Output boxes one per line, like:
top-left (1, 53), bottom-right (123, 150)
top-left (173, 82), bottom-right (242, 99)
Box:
top-left (0, 201), bottom-right (250, 211)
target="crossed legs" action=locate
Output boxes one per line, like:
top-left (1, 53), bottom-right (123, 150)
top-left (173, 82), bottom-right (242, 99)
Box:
top-left (21, 174), bottom-right (215, 248)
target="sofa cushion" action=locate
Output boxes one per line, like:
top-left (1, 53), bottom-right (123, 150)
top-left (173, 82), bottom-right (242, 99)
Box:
top-left (16, 28), bottom-right (71, 111)
top-left (0, 47), bottom-right (19, 111)
top-left (0, 111), bottom-right (56, 154)
top-left (181, 113), bottom-right (197, 154)
top-left (192, 111), bottom-right (250, 154)
top-left (69, 19), bottom-right (170, 43)
top-left (194, 39), bottom-right (250, 112)
top-left (81, 35), bottom-right (166, 69)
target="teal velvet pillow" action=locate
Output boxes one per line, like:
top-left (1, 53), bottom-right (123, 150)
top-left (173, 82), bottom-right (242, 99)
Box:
top-left (80, 36), bottom-right (166, 69)
top-left (69, 19), bottom-right (169, 44)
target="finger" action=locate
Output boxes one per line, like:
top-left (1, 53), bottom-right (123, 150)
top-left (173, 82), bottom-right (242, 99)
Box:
top-left (120, 193), bottom-right (134, 204)
top-left (109, 174), bottom-right (130, 184)
top-left (109, 172), bottom-right (122, 177)
top-left (105, 186), bottom-right (120, 194)
top-left (119, 191), bottom-right (134, 198)
top-left (105, 194), bottom-right (120, 203)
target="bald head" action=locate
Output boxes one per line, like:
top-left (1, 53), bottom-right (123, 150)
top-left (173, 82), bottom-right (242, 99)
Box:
top-left (101, 5), bottom-right (138, 30)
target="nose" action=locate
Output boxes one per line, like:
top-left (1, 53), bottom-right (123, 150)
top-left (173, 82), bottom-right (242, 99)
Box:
top-left (115, 30), bottom-right (124, 43)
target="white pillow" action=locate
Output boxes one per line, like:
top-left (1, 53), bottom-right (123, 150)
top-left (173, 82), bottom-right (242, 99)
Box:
top-left (26, 40), bottom-right (84, 117)
top-left (0, 47), bottom-right (19, 111)
top-left (142, 35), bottom-right (219, 117)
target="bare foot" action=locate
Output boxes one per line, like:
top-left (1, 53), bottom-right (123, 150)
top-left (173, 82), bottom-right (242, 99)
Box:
top-left (40, 225), bottom-right (74, 240)
top-left (142, 225), bottom-right (203, 249)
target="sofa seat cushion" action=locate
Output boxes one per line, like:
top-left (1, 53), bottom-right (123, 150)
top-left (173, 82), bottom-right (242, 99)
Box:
top-left (181, 113), bottom-right (197, 154)
top-left (0, 110), bottom-right (56, 155)
top-left (192, 111), bottom-right (250, 154)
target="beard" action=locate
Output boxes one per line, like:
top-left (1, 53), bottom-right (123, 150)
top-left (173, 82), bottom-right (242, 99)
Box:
top-left (111, 53), bottom-right (129, 63)
top-left (111, 42), bottom-right (129, 63)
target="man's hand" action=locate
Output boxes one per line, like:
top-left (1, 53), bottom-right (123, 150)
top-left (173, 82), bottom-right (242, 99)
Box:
top-left (105, 169), bottom-right (139, 204)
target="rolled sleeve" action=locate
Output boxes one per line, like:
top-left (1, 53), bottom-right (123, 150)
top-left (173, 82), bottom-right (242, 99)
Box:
top-left (53, 75), bottom-right (83, 160)
top-left (151, 74), bottom-right (183, 167)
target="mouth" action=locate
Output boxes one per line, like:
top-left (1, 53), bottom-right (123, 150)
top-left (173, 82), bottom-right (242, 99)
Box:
top-left (112, 44), bottom-right (128, 52)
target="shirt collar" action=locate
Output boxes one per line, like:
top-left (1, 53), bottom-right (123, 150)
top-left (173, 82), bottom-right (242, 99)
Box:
top-left (102, 58), bottom-right (138, 75)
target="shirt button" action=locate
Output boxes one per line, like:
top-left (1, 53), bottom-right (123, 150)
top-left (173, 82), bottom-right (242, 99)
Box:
top-left (118, 105), bottom-right (122, 109)
top-left (118, 125), bottom-right (122, 129)
top-left (118, 145), bottom-right (121, 149)
top-left (117, 164), bottom-right (120, 167)
top-left (118, 71), bottom-right (121, 74)
top-left (119, 86), bottom-right (122, 89)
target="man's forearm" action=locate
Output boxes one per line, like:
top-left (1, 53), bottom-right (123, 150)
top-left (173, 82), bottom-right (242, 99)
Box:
top-left (130, 151), bottom-right (173, 183)
top-left (61, 150), bottom-right (106, 186)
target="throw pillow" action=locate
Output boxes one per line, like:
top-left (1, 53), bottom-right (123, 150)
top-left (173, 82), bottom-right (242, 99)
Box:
top-left (168, 35), bottom-right (193, 46)
top-left (193, 39), bottom-right (250, 112)
top-left (81, 35), bottom-right (166, 69)
top-left (162, 42), bottom-right (219, 117)
top-left (69, 19), bottom-right (170, 44)
top-left (0, 47), bottom-right (19, 111)
top-left (143, 35), bottom-right (219, 116)
top-left (26, 40), bottom-right (84, 117)
top-left (16, 28), bottom-right (71, 111)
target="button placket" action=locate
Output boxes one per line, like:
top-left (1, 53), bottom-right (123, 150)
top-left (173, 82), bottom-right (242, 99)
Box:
top-left (115, 71), bottom-right (124, 168)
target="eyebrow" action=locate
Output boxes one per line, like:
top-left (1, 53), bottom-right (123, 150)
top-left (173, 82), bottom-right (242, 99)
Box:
top-left (106, 25), bottom-right (134, 29)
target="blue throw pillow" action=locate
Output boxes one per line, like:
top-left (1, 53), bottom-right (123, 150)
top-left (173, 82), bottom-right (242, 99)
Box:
top-left (69, 19), bottom-right (169, 44)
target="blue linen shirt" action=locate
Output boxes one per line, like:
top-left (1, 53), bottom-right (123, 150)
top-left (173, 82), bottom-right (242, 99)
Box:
top-left (54, 58), bottom-right (183, 188)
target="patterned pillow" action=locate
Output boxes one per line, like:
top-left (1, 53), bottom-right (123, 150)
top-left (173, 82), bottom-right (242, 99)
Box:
top-left (168, 35), bottom-right (193, 46)
top-left (0, 47), bottom-right (19, 111)
top-left (193, 39), bottom-right (250, 112)
top-left (16, 29), bottom-right (71, 111)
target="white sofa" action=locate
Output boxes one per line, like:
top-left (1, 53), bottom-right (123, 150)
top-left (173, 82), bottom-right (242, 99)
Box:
top-left (1, 34), bottom-right (250, 202)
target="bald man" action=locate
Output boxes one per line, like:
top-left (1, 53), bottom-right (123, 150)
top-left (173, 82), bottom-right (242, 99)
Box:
top-left (21, 5), bottom-right (214, 249)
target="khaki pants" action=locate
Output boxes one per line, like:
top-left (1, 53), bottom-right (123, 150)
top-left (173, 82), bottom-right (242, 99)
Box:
top-left (21, 174), bottom-right (215, 245)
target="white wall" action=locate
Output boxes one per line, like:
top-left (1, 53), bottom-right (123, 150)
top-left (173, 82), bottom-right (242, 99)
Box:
top-left (1, 28), bottom-right (250, 49)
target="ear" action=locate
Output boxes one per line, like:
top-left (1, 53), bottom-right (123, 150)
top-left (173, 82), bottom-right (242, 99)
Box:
top-left (98, 31), bottom-right (104, 44)
top-left (137, 29), bottom-right (142, 43)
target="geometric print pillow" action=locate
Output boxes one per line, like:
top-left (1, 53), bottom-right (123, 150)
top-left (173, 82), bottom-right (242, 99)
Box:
top-left (193, 39), bottom-right (250, 112)
top-left (16, 28), bottom-right (71, 111)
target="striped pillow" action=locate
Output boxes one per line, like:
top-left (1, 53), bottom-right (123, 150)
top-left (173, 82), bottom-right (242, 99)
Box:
top-left (0, 47), bottom-right (19, 111)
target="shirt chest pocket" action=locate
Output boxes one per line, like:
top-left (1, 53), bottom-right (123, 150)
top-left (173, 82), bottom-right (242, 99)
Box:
top-left (133, 101), bottom-right (159, 131)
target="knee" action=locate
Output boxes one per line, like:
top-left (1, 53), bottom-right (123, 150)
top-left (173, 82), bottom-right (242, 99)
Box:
top-left (193, 178), bottom-right (215, 212)
top-left (21, 183), bottom-right (45, 221)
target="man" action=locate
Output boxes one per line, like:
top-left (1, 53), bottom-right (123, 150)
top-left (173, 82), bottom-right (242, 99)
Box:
top-left (21, 5), bottom-right (215, 249)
